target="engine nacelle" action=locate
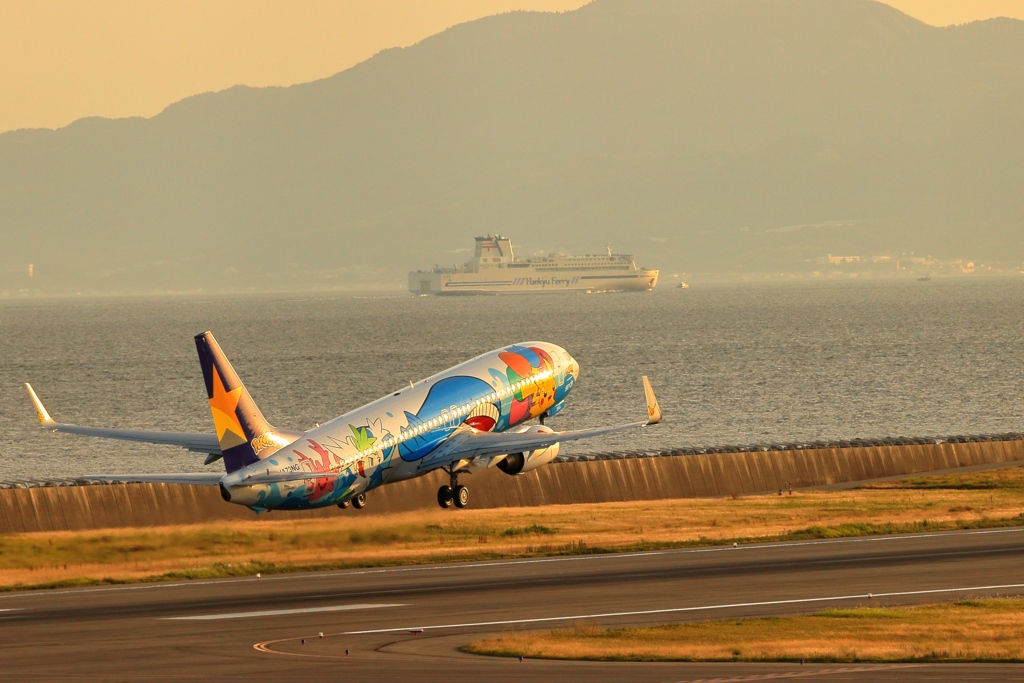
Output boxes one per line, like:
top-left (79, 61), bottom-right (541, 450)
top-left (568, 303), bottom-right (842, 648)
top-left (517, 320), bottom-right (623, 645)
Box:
top-left (497, 425), bottom-right (560, 475)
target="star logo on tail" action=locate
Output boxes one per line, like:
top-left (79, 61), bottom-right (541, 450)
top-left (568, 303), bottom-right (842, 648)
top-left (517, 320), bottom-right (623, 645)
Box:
top-left (209, 366), bottom-right (246, 449)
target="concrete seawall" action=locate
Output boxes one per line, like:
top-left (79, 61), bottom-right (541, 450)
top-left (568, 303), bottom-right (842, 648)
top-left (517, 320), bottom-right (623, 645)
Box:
top-left (2, 437), bottom-right (1022, 533)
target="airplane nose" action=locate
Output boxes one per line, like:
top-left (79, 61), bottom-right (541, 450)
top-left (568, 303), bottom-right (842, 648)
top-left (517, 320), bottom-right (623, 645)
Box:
top-left (552, 345), bottom-right (578, 379)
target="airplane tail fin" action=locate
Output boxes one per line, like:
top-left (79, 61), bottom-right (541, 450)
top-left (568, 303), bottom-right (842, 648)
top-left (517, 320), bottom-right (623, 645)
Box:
top-left (195, 331), bottom-right (281, 473)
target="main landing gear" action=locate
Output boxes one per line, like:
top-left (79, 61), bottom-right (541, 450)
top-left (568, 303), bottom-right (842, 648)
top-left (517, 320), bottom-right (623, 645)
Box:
top-left (337, 493), bottom-right (367, 510)
top-left (437, 468), bottom-right (469, 509)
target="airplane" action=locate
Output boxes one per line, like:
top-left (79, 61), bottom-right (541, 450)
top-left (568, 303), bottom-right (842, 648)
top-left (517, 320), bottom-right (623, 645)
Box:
top-left (25, 332), bottom-right (661, 512)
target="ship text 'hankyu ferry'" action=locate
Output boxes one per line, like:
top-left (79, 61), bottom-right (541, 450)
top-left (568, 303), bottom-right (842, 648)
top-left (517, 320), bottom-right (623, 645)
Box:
top-left (409, 236), bottom-right (659, 295)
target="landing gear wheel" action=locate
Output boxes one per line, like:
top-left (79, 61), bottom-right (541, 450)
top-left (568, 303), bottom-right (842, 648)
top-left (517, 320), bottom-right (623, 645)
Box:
top-left (453, 484), bottom-right (469, 508)
top-left (437, 485), bottom-right (453, 508)
top-left (352, 493), bottom-right (367, 509)
top-left (337, 500), bottom-right (350, 509)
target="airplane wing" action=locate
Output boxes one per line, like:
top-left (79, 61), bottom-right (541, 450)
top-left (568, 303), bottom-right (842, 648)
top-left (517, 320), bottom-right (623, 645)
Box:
top-left (238, 376), bottom-right (663, 484)
top-left (419, 421), bottom-right (646, 466)
top-left (233, 422), bottom-right (652, 486)
top-left (25, 384), bottom-right (224, 462)
top-left (421, 374), bottom-right (663, 468)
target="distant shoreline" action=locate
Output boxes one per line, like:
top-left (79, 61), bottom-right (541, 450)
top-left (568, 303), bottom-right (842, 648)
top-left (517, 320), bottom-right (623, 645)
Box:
top-left (2, 272), bottom-right (1022, 302)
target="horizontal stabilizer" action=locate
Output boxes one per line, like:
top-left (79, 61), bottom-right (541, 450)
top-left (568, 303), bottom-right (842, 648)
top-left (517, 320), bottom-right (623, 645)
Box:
top-left (78, 473), bottom-right (224, 486)
top-left (232, 469), bottom-right (344, 485)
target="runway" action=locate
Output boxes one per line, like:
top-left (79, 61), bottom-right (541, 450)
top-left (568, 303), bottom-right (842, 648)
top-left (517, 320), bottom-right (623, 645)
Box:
top-left (2, 527), bottom-right (1024, 681)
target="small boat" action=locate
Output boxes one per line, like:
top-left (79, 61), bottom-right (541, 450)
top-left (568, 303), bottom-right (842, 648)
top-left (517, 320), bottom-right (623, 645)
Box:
top-left (677, 282), bottom-right (690, 289)
top-left (917, 274), bottom-right (932, 281)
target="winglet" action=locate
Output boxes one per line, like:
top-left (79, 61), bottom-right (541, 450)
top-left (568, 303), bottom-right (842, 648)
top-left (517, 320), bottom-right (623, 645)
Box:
top-left (24, 384), bottom-right (57, 427)
top-left (642, 376), bottom-right (661, 426)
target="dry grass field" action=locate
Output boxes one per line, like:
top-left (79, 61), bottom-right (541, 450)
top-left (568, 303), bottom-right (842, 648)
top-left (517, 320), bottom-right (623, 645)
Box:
top-left (463, 597), bottom-right (1024, 662)
top-left (1, 464), bottom-right (1023, 590)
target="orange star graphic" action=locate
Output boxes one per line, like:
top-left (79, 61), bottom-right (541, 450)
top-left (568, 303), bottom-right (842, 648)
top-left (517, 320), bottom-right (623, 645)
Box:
top-left (208, 366), bottom-right (245, 447)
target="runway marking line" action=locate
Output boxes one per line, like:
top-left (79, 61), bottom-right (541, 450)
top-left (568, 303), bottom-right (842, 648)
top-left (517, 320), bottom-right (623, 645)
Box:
top-left (253, 639), bottom-right (339, 658)
top-left (3, 526), bottom-right (1022, 602)
top-left (338, 581), bottom-right (1024, 634)
top-left (675, 664), bottom-right (920, 682)
top-left (251, 581), bottom-right (1024, 657)
top-left (163, 602), bottom-right (404, 621)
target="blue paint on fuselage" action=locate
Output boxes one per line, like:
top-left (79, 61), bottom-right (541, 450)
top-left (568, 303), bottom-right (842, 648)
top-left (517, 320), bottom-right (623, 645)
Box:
top-left (399, 375), bottom-right (492, 461)
top-left (225, 342), bottom-right (577, 512)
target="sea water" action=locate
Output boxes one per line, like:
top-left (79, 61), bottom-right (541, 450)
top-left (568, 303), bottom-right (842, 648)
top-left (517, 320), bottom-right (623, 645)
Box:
top-left (1, 278), bottom-right (1021, 481)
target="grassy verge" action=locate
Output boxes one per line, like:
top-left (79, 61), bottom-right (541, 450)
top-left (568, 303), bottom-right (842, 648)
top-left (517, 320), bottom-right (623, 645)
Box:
top-left (2, 465), bottom-right (1023, 591)
top-left (463, 597), bottom-right (1024, 663)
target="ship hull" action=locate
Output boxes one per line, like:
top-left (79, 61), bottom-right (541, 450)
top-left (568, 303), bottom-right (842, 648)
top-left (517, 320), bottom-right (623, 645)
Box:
top-left (409, 269), bottom-right (659, 295)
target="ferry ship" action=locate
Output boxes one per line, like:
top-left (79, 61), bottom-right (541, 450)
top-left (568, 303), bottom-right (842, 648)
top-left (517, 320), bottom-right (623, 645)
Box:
top-left (409, 236), bottom-right (659, 295)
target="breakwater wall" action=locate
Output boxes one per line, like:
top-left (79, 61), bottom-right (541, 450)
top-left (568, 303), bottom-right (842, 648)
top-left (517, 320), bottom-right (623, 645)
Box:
top-left (2, 433), bottom-right (1022, 533)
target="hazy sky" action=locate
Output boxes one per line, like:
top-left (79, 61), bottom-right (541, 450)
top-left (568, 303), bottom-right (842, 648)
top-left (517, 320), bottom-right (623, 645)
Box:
top-left (2, 0), bottom-right (1023, 134)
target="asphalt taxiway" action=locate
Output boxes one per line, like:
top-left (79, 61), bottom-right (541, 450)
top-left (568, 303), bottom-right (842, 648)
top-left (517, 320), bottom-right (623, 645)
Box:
top-left (2, 527), bottom-right (1024, 681)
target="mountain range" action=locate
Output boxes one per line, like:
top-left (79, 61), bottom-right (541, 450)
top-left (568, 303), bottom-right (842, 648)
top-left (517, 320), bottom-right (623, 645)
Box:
top-left (2, 0), bottom-right (1022, 293)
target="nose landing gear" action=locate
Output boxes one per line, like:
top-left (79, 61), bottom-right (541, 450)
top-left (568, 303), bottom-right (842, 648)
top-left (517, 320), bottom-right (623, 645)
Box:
top-left (437, 468), bottom-right (469, 509)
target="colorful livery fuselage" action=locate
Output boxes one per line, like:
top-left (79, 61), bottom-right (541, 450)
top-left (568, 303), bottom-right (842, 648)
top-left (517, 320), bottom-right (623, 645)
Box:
top-left (222, 342), bottom-right (577, 511)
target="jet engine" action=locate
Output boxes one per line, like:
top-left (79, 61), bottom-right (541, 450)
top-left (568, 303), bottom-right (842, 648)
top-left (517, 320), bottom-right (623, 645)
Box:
top-left (497, 425), bottom-right (560, 475)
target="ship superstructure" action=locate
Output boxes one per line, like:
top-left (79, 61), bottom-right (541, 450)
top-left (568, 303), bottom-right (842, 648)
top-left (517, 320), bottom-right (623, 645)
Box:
top-left (409, 236), bottom-right (659, 295)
